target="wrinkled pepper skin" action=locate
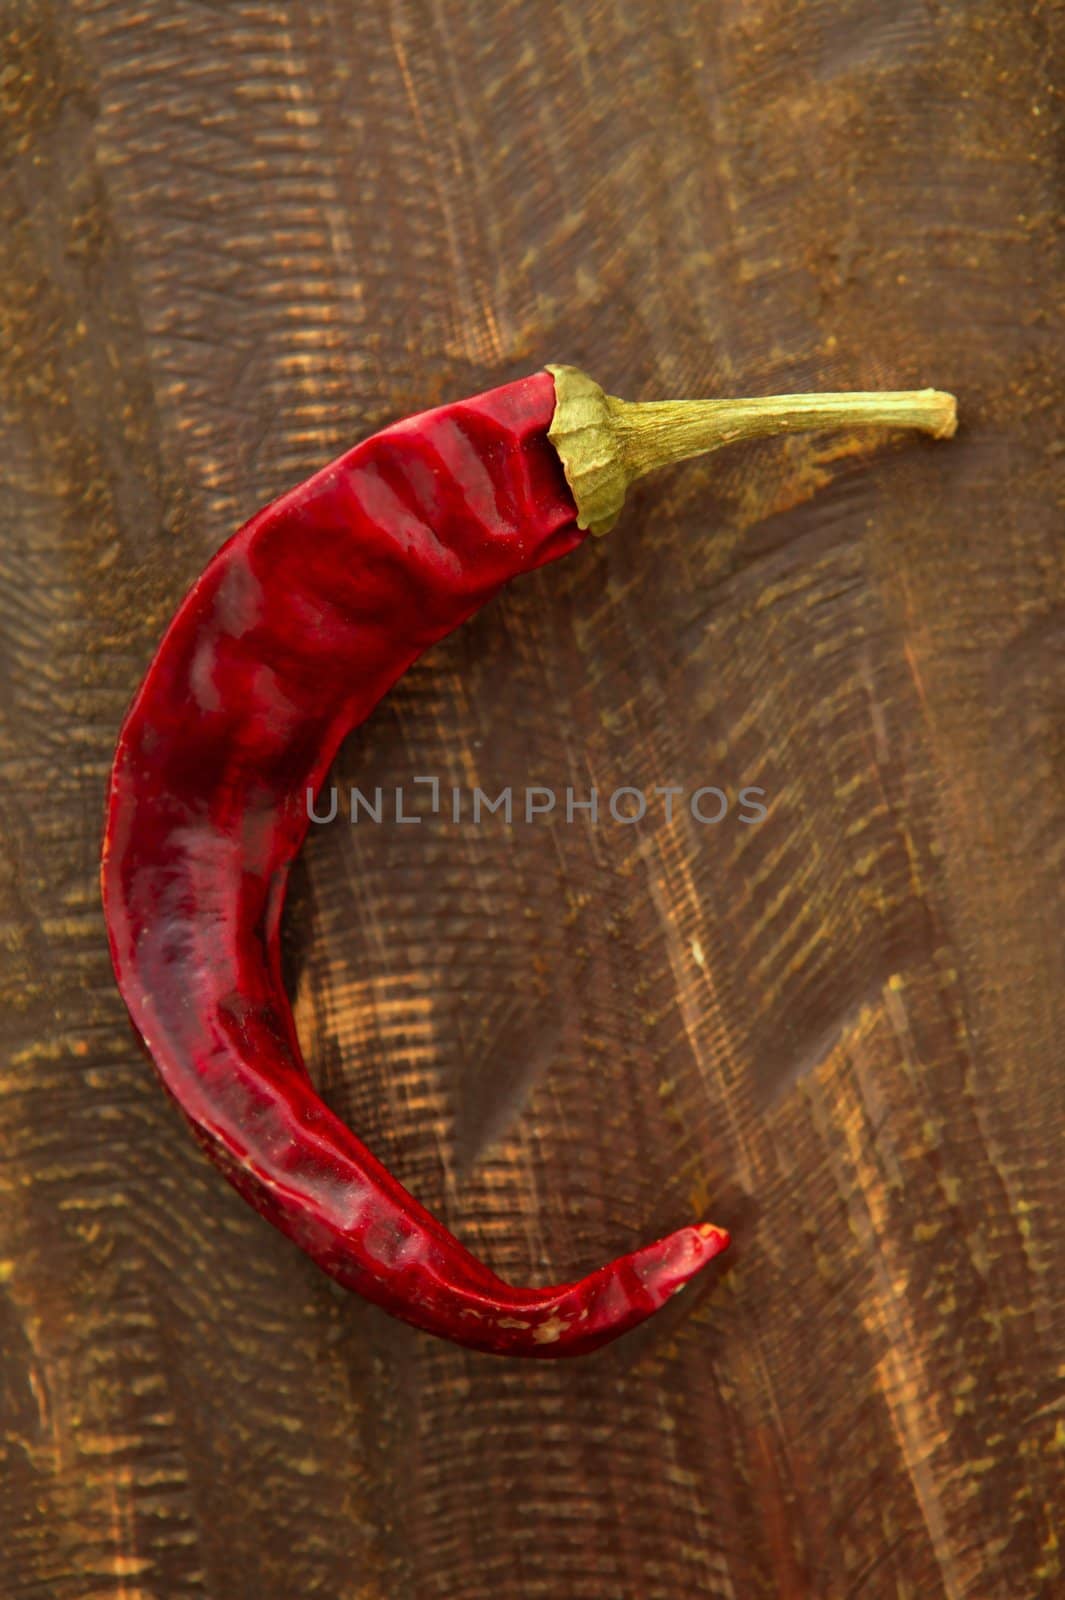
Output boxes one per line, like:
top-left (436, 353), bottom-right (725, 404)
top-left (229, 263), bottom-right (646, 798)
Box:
top-left (102, 371), bottom-right (729, 1358)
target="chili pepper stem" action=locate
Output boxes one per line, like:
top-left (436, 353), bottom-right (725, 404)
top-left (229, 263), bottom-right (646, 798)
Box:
top-left (547, 364), bottom-right (958, 536)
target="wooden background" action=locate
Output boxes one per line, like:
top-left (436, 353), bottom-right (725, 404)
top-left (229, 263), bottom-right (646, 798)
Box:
top-left (1, 1), bottom-right (1061, 1596)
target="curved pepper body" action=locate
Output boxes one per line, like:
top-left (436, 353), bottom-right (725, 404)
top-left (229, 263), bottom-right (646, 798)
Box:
top-left (102, 371), bottom-right (728, 1357)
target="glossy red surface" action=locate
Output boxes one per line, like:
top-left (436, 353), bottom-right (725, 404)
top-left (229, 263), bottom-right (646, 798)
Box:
top-left (101, 371), bottom-right (728, 1357)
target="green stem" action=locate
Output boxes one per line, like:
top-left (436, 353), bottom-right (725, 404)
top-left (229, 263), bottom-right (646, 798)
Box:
top-left (546, 365), bottom-right (958, 536)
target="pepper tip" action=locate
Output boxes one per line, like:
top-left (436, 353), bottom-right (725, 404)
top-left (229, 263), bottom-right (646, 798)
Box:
top-left (636, 1220), bottom-right (730, 1309)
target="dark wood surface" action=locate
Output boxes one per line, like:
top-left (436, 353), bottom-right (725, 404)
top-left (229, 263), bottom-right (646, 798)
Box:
top-left (1, 2), bottom-right (1061, 1596)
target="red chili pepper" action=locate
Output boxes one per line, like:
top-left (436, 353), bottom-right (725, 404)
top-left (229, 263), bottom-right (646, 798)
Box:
top-left (101, 364), bottom-right (955, 1357)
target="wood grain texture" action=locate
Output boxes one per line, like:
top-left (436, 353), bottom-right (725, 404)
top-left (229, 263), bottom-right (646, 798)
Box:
top-left (0, 0), bottom-right (1061, 1595)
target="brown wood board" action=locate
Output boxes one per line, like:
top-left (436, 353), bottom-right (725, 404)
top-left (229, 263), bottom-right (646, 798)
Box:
top-left (0, 1), bottom-right (1061, 1596)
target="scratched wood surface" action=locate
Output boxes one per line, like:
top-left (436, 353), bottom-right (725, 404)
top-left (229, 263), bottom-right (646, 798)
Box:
top-left (1, 1), bottom-right (1061, 1596)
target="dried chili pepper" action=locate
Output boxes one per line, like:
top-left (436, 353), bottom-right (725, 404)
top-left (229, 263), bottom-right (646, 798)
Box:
top-left (101, 364), bottom-right (956, 1357)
